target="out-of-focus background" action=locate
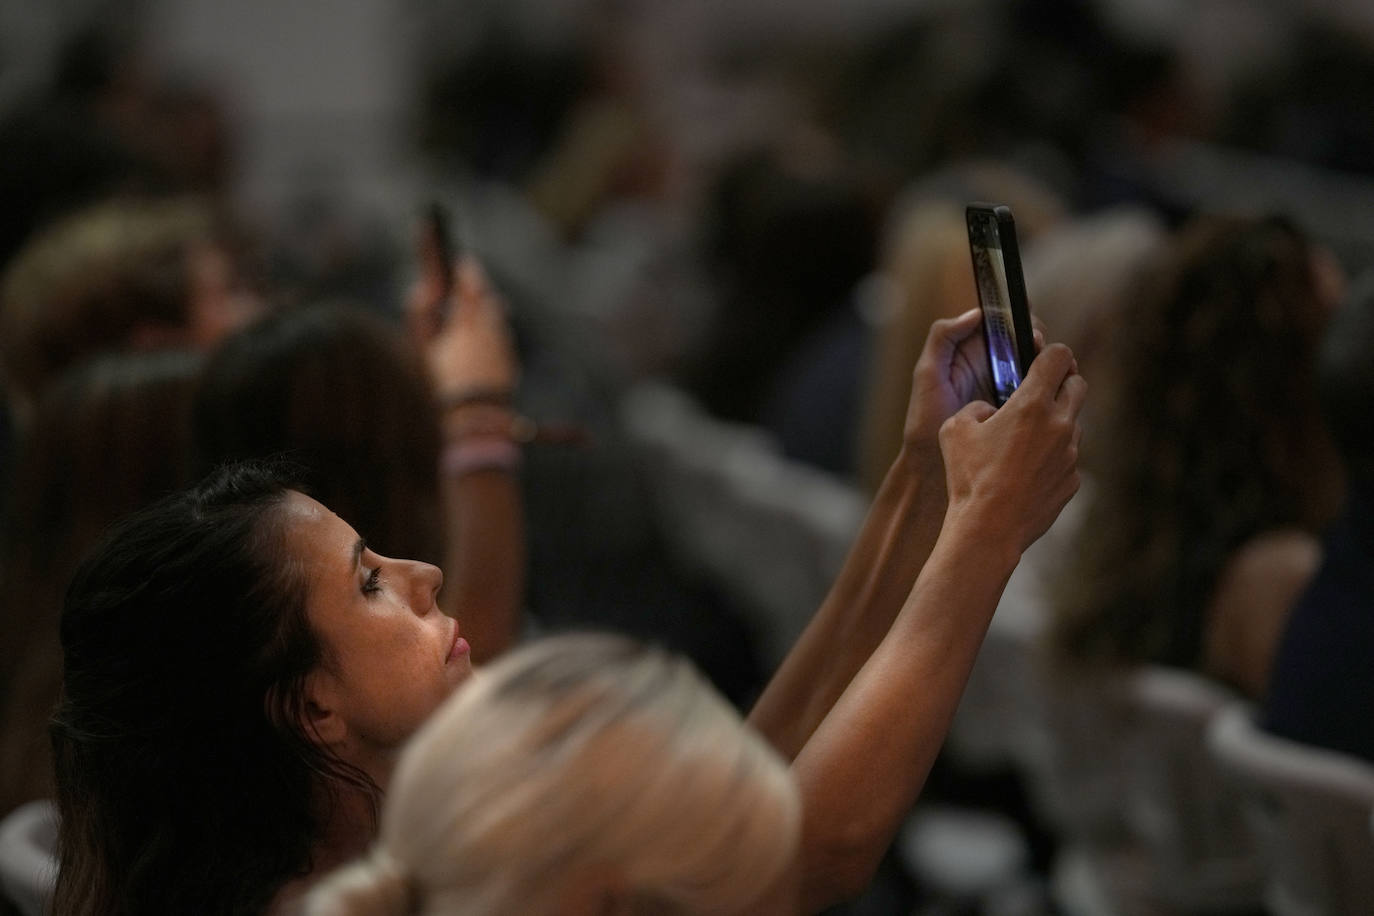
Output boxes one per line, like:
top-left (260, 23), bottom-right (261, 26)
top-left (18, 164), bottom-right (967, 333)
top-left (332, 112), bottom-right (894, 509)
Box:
top-left (6, 1), bottom-right (1374, 914)
top-left (9, 0), bottom-right (1374, 305)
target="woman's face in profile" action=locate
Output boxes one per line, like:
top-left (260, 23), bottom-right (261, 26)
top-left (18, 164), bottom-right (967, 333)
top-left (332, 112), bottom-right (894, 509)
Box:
top-left (282, 491), bottom-right (473, 757)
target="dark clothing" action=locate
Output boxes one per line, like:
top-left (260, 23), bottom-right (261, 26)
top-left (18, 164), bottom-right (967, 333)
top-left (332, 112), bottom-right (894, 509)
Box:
top-left (762, 301), bottom-right (871, 478)
top-left (1263, 487), bottom-right (1374, 763)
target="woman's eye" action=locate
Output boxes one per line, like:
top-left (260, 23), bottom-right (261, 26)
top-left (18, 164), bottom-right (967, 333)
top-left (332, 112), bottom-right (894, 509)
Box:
top-left (362, 567), bottom-right (382, 595)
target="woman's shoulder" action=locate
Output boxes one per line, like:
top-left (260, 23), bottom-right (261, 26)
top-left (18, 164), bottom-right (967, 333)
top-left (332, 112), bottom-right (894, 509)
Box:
top-left (1217, 530), bottom-right (1322, 598)
top-left (1203, 528), bottom-right (1322, 698)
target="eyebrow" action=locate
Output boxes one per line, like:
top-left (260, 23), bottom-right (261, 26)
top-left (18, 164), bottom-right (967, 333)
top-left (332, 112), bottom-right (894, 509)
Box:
top-left (351, 538), bottom-right (366, 569)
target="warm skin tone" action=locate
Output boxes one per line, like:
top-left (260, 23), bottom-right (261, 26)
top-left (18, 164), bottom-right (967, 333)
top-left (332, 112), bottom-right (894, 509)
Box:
top-left (749, 308), bottom-right (995, 758)
top-left (751, 312), bottom-right (1084, 910)
top-left (272, 493), bottom-right (477, 912)
top-left (292, 491), bottom-right (475, 780)
top-left (279, 246), bottom-right (524, 909)
top-left (1203, 529), bottom-right (1322, 698)
top-left (284, 308), bottom-right (1083, 913)
top-left (413, 254), bottom-right (526, 663)
top-left (557, 314), bottom-right (1084, 914)
top-left (125, 242), bottom-right (263, 355)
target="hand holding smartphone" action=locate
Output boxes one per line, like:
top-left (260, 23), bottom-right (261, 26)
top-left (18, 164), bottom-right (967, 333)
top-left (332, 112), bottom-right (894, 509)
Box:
top-left (966, 203), bottom-right (1036, 405)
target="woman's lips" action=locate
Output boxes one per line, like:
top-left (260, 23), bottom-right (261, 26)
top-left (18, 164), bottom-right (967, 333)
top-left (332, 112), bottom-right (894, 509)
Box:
top-left (447, 629), bottom-right (470, 663)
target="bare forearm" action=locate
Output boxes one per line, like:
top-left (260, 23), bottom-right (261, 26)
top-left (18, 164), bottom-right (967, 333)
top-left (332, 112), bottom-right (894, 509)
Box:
top-left (790, 508), bottom-right (1019, 908)
top-left (439, 470), bottom-right (525, 663)
top-left (747, 442), bottom-right (947, 759)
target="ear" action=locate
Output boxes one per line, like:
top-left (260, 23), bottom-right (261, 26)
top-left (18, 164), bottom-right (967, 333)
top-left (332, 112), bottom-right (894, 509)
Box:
top-left (299, 669), bottom-right (350, 748)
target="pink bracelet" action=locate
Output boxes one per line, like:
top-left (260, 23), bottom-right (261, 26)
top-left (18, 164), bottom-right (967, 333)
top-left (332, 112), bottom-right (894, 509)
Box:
top-left (439, 387), bottom-right (514, 411)
top-left (439, 437), bottom-right (523, 477)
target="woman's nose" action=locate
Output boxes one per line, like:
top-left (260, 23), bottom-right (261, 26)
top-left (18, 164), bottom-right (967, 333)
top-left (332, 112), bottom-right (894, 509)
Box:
top-left (406, 559), bottom-right (444, 609)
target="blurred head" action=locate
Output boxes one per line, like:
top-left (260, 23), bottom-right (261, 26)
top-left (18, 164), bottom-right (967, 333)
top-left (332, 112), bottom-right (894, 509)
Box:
top-left (689, 144), bottom-right (879, 422)
top-left (0, 349), bottom-right (200, 816)
top-left (193, 303), bottom-right (443, 566)
top-left (1021, 206), bottom-right (1169, 458)
top-left (1053, 213), bottom-right (1344, 669)
top-left (52, 460), bottom-right (471, 916)
top-left (306, 634), bottom-right (802, 916)
top-left (0, 194), bottom-right (260, 416)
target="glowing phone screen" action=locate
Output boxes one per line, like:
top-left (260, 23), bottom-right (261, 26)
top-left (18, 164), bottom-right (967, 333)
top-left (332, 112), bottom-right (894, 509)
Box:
top-left (969, 216), bottom-right (1023, 404)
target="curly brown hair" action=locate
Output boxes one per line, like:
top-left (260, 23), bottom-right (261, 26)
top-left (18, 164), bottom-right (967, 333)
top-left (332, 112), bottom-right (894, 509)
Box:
top-left (1051, 214), bottom-right (1343, 671)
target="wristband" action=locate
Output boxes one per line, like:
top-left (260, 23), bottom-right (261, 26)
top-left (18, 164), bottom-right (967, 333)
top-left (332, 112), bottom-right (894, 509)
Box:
top-left (439, 387), bottom-right (514, 411)
top-left (439, 436), bottom-right (523, 477)
top-left (445, 412), bottom-right (540, 444)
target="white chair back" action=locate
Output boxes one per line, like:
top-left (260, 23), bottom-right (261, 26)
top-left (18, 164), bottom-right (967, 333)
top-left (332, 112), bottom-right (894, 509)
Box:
top-left (1047, 667), bottom-right (1265, 916)
top-left (621, 381), bottom-right (866, 667)
top-left (1208, 704), bottom-right (1374, 916)
top-left (0, 800), bottom-right (57, 916)
top-left (1115, 668), bottom-right (1264, 910)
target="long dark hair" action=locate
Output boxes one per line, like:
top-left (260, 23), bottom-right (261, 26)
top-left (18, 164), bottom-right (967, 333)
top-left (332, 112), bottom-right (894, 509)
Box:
top-left (51, 460), bottom-right (379, 916)
top-left (1052, 214), bottom-right (1342, 670)
top-left (191, 302), bottom-right (443, 565)
top-left (0, 350), bottom-right (199, 817)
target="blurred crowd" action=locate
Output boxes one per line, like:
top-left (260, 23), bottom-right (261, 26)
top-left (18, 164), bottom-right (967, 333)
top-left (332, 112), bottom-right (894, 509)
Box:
top-left (3, 0), bottom-right (1374, 914)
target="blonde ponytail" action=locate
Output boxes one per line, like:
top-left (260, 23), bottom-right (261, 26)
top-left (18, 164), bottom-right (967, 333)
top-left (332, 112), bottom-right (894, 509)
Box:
top-left (304, 849), bottom-right (417, 916)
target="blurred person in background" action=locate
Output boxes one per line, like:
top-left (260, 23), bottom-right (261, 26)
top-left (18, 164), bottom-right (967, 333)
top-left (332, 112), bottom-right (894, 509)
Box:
top-left (0, 24), bottom-right (166, 274)
top-left (1050, 213), bottom-right (1345, 698)
top-left (989, 204), bottom-right (1169, 610)
top-left (0, 194), bottom-right (260, 425)
top-left (0, 18), bottom-right (241, 275)
top-left (192, 257), bottom-right (525, 663)
top-left (0, 350), bottom-right (201, 817)
top-left (1263, 270), bottom-right (1374, 763)
top-left (680, 143), bottom-right (877, 433)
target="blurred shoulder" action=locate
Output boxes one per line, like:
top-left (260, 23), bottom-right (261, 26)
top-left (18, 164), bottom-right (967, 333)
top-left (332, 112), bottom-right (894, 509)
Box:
top-left (1204, 529), bottom-right (1321, 697)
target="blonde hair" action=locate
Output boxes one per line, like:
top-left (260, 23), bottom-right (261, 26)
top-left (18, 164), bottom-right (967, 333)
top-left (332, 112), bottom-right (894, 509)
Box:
top-left (306, 634), bottom-right (802, 916)
top-left (1022, 207), bottom-right (1168, 381)
top-left (855, 162), bottom-right (1065, 492)
top-left (1021, 207), bottom-right (1168, 466)
top-left (856, 200), bottom-right (972, 493)
top-left (0, 195), bottom-right (218, 411)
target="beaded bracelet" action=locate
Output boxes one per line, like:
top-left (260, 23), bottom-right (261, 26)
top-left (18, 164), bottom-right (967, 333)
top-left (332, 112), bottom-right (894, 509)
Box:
top-left (445, 412), bottom-right (540, 445)
top-left (439, 436), bottom-right (523, 477)
top-left (438, 386), bottom-right (515, 411)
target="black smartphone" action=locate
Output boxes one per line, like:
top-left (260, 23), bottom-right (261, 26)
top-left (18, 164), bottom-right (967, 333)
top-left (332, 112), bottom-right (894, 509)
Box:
top-left (966, 203), bottom-right (1036, 406)
top-left (422, 200), bottom-right (459, 304)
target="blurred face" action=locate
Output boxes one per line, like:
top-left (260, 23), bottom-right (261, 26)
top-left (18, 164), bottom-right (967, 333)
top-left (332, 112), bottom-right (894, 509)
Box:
top-left (283, 492), bottom-right (472, 767)
top-left (1310, 244), bottom-right (1347, 315)
top-left (185, 241), bottom-right (263, 348)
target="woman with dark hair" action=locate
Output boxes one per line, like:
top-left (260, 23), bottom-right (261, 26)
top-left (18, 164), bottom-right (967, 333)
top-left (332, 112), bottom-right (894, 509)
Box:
top-left (0, 350), bottom-right (201, 817)
top-left (51, 460), bottom-right (455, 916)
top-left (1050, 213), bottom-right (1346, 695)
top-left (52, 311), bottom-right (1086, 914)
top-left (1264, 270), bottom-right (1374, 763)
